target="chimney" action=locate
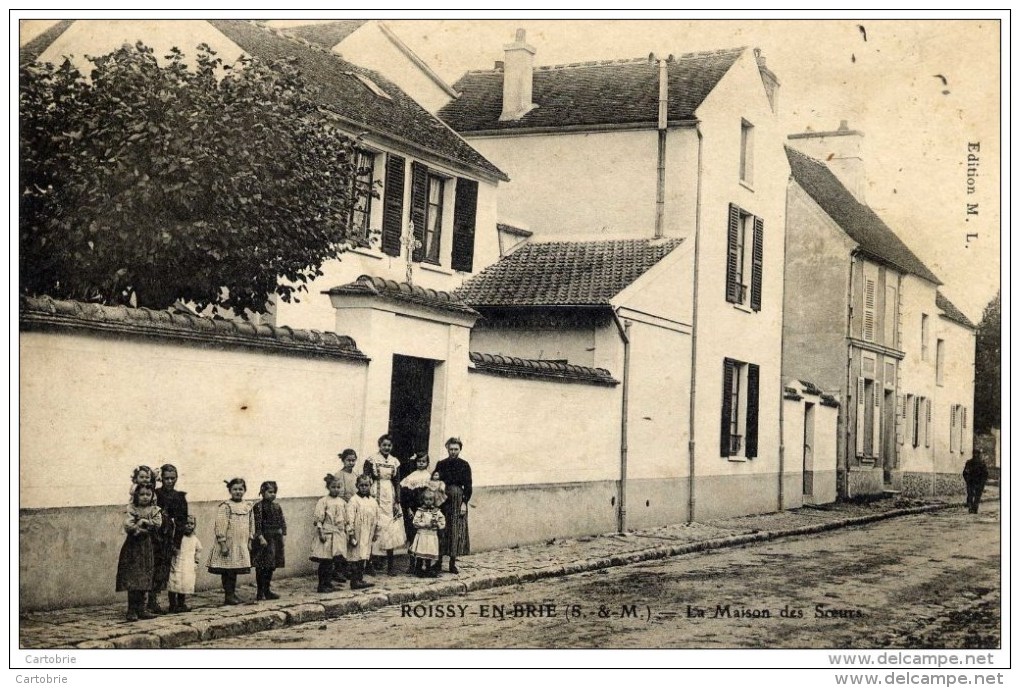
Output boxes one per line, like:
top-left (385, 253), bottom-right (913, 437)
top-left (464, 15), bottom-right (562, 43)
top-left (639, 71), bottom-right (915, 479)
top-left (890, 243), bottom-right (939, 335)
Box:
top-left (754, 48), bottom-right (780, 114)
top-left (499, 29), bottom-right (538, 122)
top-left (787, 120), bottom-right (867, 203)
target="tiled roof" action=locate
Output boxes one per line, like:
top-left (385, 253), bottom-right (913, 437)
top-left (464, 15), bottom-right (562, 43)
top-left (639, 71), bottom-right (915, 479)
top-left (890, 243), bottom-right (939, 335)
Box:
top-left (936, 292), bottom-right (975, 329)
top-left (785, 146), bottom-right (941, 285)
top-left (326, 275), bottom-right (479, 317)
top-left (455, 237), bottom-right (684, 307)
top-left (469, 352), bottom-right (618, 387)
top-left (210, 21), bottom-right (506, 182)
top-left (19, 295), bottom-right (368, 361)
top-left (440, 48), bottom-right (744, 133)
top-left (284, 20), bottom-right (367, 48)
top-left (19, 20), bottom-right (74, 66)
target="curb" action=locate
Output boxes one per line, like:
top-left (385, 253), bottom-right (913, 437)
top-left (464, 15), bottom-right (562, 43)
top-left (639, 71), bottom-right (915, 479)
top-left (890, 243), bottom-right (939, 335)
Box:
top-left (74, 500), bottom-right (977, 648)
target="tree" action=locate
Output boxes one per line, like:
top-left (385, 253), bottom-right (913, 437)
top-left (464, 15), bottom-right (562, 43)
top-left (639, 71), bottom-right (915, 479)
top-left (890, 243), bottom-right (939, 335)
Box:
top-left (20, 42), bottom-right (371, 315)
top-left (973, 290), bottom-right (1000, 434)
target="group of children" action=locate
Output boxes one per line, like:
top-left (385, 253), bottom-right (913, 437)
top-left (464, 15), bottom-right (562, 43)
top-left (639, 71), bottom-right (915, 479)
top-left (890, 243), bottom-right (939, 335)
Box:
top-left (115, 435), bottom-right (468, 621)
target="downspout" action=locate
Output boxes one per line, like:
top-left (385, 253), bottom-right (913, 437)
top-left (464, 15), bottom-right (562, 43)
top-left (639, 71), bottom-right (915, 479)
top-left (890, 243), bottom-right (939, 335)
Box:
top-left (843, 253), bottom-right (858, 500)
top-left (654, 56), bottom-right (669, 239)
top-left (687, 125), bottom-right (704, 523)
top-left (778, 176), bottom-right (793, 511)
top-left (612, 311), bottom-right (632, 533)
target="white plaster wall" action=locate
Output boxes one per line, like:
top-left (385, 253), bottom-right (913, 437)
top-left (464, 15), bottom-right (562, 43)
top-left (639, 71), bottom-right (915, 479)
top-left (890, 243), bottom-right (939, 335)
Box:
top-left (898, 274), bottom-right (940, 473)
top-left (19, 331), bottom-right (368, 509)
top-left (469, 328), bottom-right (600, 368)
top-left (933, 317), bottom-right (976, 473)
top-left (465, 129), bottom-right (662, 238)
top-left (689, 50), bottom-right (788, 482)
top-left (335, 23), bottom-right (453, 113)
top-left (466, 371), bottom-right (621, 486)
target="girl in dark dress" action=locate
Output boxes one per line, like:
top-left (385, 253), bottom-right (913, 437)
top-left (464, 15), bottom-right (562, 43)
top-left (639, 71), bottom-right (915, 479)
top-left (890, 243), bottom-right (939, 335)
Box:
top-left (153, 463), bottom-right (188, 614)
top-left (251, 480), bottom-right (286, 600)
top-left (116, 484), bottom-right (162, 621)
top-left (435, 437), bottom-right (472, 574)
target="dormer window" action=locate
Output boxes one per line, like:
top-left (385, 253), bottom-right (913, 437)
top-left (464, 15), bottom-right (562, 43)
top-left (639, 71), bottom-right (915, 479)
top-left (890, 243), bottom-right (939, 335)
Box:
top-left (346, 72), bottom-right (392, 100)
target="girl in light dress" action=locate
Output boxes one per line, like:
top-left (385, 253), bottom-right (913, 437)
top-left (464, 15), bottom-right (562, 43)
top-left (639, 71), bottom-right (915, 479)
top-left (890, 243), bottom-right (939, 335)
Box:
top-left (206, 478), bottom-right (254, 605)
top-left (345, 474), bottom-right (379, 590)
top-left (167, 515), bottom-right (201, 613)
top-left (409, 488), bottom-right (445, 578)
top-left (364, 435), bottom-right (405, 576)
top-left (310, 475), bottom-right (347, 593)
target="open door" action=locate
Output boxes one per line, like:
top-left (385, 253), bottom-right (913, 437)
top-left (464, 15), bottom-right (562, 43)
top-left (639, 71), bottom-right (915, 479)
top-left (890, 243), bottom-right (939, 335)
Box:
top-left (388, 354), bottom-right (436, 474)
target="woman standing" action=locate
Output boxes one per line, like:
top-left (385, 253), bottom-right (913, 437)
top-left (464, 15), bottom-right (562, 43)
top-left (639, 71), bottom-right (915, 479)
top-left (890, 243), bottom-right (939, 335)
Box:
top-left (435, 437), bottom-right (472, 574)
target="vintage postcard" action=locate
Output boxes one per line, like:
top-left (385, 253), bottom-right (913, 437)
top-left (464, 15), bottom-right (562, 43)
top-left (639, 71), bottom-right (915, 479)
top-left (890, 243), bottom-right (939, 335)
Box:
top-left (14, 12), bottom-right (1004, 676)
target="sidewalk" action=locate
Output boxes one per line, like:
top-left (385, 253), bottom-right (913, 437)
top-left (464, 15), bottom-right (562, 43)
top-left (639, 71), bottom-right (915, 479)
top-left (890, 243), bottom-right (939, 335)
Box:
top-left (19, 490), bottom-right (995, 649)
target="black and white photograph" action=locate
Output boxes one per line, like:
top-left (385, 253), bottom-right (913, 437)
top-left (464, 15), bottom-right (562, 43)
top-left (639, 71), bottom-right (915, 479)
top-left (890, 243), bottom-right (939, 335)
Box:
top-left (13, 12), bottom-right (1005, 677)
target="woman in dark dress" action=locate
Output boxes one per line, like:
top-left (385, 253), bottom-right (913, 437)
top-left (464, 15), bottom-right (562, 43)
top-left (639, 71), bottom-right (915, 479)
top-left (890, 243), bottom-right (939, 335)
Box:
top-left (435, 437), bottom-right (472, 574)
top-left (152, 464), bottom-right (188, 614)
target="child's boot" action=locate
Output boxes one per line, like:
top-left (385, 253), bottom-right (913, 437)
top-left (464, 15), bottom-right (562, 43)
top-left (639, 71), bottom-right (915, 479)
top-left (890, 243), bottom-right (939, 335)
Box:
top-left (146, 591), bottom-right (166, 615)
top-left (179, 595), bottom-right (191, 613)
top-left (264, 569), bottom-right (280, 600)
top-left (223, 573), bottom-right (241, 605)
top-left (317, 562), bottom-right (334, 593)
top-left (332, 556), bottom-right (348, 584)
top-left (351, 561), bottom-right (374, 590)
top-left (126, 591), bottom-right (142, 621)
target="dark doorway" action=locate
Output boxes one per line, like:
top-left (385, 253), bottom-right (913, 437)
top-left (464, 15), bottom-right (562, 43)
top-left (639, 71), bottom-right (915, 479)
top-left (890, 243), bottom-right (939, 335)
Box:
top-left (803, 402), bottom-right (815, 496)
top-left (388, 355), bottom-right (436, 475)
top-left (882, 389), bottom-right (896, 485)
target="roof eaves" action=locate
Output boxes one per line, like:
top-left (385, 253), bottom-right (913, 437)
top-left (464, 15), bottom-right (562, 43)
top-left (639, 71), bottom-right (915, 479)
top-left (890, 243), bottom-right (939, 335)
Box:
top-left (469, 351), bottom-right (619, 387)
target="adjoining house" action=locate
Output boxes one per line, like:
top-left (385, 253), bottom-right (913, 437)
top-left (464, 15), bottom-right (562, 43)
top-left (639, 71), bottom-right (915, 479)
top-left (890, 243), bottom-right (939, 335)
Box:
top-left (442, 31), bottom-right (797, 517)
top-left (22, 19), bottom-right (508, 332)
top-left (784, 126), bottom-right (976, 499)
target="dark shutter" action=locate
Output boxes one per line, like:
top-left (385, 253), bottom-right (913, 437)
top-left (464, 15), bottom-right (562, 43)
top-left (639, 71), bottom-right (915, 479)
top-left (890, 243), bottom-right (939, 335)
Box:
top-left (720, 358), bottom-right (735, 457)
top-left (381, 154), bottom-right (405, 257)
top-left (409, 161), bottom-right (428, 263)
top-left (451, 178), bottom-right (478, 273)
top-left (750, 216), bottom-right (764, 311)
top-left (745, 363), bottom-right (760, 458)
top-left (726, 203), bottom-right (741, 303)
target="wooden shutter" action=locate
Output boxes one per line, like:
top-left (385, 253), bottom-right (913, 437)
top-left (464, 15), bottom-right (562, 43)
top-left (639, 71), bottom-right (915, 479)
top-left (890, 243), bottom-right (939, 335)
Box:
top-left (871, 380), bottom-right (882, 457)
top-left (720, 359), bottom-right (735, 457)
top-left (725, 204), bottom-right (741, 303)
top-left (381, 154), bottom-right (406, 257)
top-left (750, 216), bottom-right (764, 311)
top-left (925, 399), bottom-right (932, 449)
top-left (863, 278), bottom-right (876, 341)
top-left (896, 394), bottom-right (905, 445)
top-left (409, 161), bottom-right (428, 263)
top-left (745, 363), bottom-right (760, 458)
top-left (960, 406), bottom-right (967, 454)
top-left (855, 377), bottom-right (866, 457)
top-left (451, 178), bottom-right (478, 273)
top-left (949, 405), bottom-right (957, 453)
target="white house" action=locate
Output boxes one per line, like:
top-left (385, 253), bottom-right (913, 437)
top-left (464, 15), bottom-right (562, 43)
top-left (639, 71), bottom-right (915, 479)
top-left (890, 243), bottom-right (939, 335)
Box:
top-left (784, 125), bottom-right (976, 499)
top-left (441, 31), bottom-right (793, 518)
top-left (22, 19), bottom-right (509, 333)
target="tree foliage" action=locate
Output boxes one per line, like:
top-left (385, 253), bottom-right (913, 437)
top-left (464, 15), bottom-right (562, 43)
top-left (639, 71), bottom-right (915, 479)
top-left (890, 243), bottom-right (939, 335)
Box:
top-left (20, 42), bottom-right (370, 314)
top-left (973, 290), bottom-right (1000, 433)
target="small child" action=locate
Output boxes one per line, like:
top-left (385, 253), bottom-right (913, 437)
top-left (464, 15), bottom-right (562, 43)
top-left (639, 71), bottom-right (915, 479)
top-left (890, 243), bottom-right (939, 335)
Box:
top-left (310, 474), bottom-right (347, 593)
top-left (207, 478), bottom-right (254, 605)
top-left (252, 480), bottom-right (286, 601)
top-left (116, 483), bottom-right (163, 621)
top-left (167, 515), bottom-right (202, 613)
top-left (410, 488), bottom-right (446, 578)
top-left (128, 465), bottom-right (157, 503)
top-left (335, 449), bottom-right (360, 503)
top-left (345, 474), bottom-right (380, 590)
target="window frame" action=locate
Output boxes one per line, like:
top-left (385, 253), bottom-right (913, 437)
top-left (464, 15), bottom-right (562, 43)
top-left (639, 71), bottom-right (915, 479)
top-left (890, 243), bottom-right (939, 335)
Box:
top-left (739, 119), bottom-right (754, 186)
top-left (348, 149), bottom-right (377, 245)
top-left (935, 338), bottom-right (946, 386)
top-left (423, 173), bottom-right (446, 265)
top-left (921, 313), bottom-right (930, 361)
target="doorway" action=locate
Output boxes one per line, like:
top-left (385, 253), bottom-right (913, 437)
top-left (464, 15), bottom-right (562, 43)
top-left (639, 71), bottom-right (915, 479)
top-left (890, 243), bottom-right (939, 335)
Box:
top-left (802, 402), bottom-right (815, 496)
top-left (882, 389), bottom-right (897, 485)
top-left (388, 354), bottom-right (436, 472)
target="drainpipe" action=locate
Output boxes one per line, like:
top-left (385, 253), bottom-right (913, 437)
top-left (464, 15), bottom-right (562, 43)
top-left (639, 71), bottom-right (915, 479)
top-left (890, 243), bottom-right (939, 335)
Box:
top-left (843, 253), bottom-right (858, 500)
top-left (654, 56), bottom-right (669, 239)
top-left (612, 311), bottom-right (632, 533)
top-left (687, 125), bottom-right (704, 523)
top-left (778, 175), bottom-right (793, 511)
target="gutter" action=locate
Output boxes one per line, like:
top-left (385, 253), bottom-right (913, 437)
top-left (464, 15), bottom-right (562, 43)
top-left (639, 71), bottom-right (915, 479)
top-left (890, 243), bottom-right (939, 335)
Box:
top-left (457, 119), bottom-right (699, 139)
top-left (612, 310), bottom-right (632, 533)
top-left (687, 124), bottom-right (705, 523)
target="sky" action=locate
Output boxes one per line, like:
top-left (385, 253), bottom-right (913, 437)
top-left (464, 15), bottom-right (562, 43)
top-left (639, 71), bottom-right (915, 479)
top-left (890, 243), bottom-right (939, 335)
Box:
top-left (18, 14), bottom-right (1004, 321)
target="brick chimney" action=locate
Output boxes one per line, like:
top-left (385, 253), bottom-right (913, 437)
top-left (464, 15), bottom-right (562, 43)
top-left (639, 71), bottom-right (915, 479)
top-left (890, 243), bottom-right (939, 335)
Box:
top-left (788, 120), bottom-right (867, 203)
top-left (499, 29), bottom-right (538, 122)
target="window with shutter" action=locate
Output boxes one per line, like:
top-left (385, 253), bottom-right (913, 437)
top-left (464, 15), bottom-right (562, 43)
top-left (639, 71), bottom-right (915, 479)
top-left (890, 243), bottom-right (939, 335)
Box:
top-left (725, 204), bottom-right (741, 303)
top-left (348, 149), bottom-right (376, 243)
top-left (380, 154), bottom-right (405, 257)
top-left (949, 404), bottom-right (958, 453)
top-left (451, 178), bottom-right (478, 272)
top-left (720, 359), bottom-right (735, 457)
top-left (424, 174), bottom-right (445, 264)
top-left (871, 378), bottom-right (882, 458)
top-left (925, 398), bottom-right (931, 448)
top-left (750, 217), bottom-right (764, 311)
top-left (855, 377), bottom-right (866, 457)
top-left (884, 284), bottom-right (898, 346)
top-left (745, 364), bottom-right (760, 458)
top-left (863, 278), bottom-right (876, 342)
top-left (896, 394), bottom-right (905, 445)
top-left (409, 162), bottom-right (428, 263)
top-left (960, 406), bottom-right (967, 454)
top-left (720, 358), bottom-right (757, 459)
top-left (907, 395), bottom-right (917, 447)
